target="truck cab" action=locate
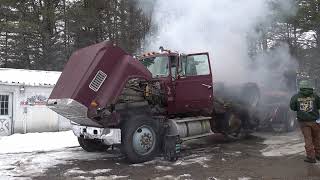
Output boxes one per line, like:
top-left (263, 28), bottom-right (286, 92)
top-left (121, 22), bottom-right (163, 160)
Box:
top-left (139, 51), bottom-right (213, 115)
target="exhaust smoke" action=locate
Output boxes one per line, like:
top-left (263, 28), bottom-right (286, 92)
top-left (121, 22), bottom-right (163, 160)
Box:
top-left (136, 0), bottom-right (298, 92)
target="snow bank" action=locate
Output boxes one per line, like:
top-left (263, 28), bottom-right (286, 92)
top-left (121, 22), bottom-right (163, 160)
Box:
top-left (0, 131), bottom-right (78, 154)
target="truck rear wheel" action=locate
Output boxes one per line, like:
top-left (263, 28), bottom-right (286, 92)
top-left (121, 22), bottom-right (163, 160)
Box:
top-left (217, 112), bottom-right (250, 141)
top-left (271, 107), bottom-right (296, 133)
top-left (78, 137), bottom-right (109, 152)
top-left (121, 115), bottom-right (159, 163)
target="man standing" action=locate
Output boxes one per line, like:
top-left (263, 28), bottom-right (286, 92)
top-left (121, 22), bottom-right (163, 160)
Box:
top-left (290, 80), bottom-right (320, 163)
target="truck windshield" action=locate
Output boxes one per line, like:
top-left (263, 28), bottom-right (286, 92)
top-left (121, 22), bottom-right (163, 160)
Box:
top-left (140, 56), bottom-right (169, 78)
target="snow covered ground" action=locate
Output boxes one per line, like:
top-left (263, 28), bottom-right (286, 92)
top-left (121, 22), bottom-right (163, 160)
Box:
top-left (0, 131), bottom-right (119, 179)
top-left (0, 130), bottom-right (312, 179)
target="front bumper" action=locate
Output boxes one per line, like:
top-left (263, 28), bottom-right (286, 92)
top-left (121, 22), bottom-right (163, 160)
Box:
top-left (72, 124), bottom-right (121, 145)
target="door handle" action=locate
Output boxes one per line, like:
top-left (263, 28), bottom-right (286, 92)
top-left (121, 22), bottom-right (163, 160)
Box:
top-left (202, 84), bottom-right (212, 89)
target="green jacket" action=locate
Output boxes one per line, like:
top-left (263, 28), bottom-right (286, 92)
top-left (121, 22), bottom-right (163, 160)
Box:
top-left (290, 88), bottom-right (320, 122)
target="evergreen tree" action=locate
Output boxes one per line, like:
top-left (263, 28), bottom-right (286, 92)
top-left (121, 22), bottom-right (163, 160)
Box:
top-left (0, 0), bottom-right (151, 70)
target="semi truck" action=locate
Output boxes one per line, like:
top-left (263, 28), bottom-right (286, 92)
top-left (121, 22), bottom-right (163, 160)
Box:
top-left (47, 41), bottom-right (261, 163)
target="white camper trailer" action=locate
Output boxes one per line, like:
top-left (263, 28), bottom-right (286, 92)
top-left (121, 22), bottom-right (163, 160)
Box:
top-left (0, 68), bottom-right (70, 136)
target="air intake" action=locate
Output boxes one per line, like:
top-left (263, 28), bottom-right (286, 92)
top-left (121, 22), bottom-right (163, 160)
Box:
top-left (89, 70), bottom-right (107, 92)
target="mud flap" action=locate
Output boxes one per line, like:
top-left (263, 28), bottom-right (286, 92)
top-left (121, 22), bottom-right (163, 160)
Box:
top-left (163, 135), bottom-right (182, 161)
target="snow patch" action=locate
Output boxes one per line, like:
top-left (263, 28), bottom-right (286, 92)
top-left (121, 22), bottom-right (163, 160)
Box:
top-left (179, 174), bottom-right (191, 178)
top-left (95, 175), bottom-right (129, 179)
top-left (238, 177), bottom-right (251, 180)
top-left (174, 155), bottom-right (211, 168)
top-left (257, 131), bottom-right (305, 157)
top-left (153, 174), bottom-right (192, 180)
top-left (143, 159), bottom-right (158, 165)
top-left (64, 168), bottom-right (112, 176)
top-left (153, 175), bottom-right (175, 180)
top-left (0, 131), bottom-right (78, 154)
top-left (130, 163), bottom-right (144, 167)
top-left (90, 169), bottom-right (112, 174)
top-left (74, 176), bottom-right (87, 179)
top-left (224, 151), bottom-right (242, 156)
top-left (64, 168), bottom-right (86, 176)
top-left (155, 166), bottom-right (173, 171)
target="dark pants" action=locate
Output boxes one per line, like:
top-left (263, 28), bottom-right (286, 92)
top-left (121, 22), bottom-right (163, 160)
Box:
top-left (299, 121), bottom-right (320, 159)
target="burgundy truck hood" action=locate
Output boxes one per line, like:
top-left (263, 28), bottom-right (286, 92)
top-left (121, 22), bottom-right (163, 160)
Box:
top-left (47, 41), bottom-right (151, 127)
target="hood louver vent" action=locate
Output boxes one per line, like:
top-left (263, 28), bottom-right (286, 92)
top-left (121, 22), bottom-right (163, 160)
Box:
top-left (89, 70), bottom-right (107, 92)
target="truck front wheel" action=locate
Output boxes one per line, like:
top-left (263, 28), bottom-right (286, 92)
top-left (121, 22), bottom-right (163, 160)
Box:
top-left (78, 137), bottom-right (109, 152)
top-left (121, 115), bottom-right (159, 163)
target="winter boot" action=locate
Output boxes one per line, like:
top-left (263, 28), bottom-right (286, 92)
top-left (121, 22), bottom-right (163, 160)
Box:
top-left (304, 157), bottom-right (316, 163)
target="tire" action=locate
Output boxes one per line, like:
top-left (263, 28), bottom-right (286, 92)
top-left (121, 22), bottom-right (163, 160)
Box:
top-left (220, 113), bottom-right (250, 141)
top-left (121, 115), bottom-right (159, 163)
top-left (271, 107), bottom-right (296, 133)
top-left (78, 137), bottom-right (109, 152)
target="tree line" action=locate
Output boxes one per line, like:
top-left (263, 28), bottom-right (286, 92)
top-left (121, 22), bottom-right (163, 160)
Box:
top-left (0, 0), bottom-right (151, 71)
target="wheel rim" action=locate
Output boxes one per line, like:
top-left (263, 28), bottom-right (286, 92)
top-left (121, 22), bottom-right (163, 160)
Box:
top-left (132, 125), bottom-right (156, 156)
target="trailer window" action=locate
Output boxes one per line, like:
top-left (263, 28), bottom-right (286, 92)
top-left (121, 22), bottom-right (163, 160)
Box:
top-left (180, 54), bottom-right (210, 76)
top-left (141, 56), bottom-right (169, 78)
top-left (0, 95), bottom-right (9, 115)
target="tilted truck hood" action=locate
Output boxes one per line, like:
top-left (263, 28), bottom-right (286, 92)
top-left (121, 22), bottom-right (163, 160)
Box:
top-left (47, 41), bottom-right (151, 127)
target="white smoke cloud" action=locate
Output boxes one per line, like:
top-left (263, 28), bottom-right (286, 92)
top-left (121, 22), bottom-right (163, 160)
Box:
top-left (137, 0), bottom-right (297, 90)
